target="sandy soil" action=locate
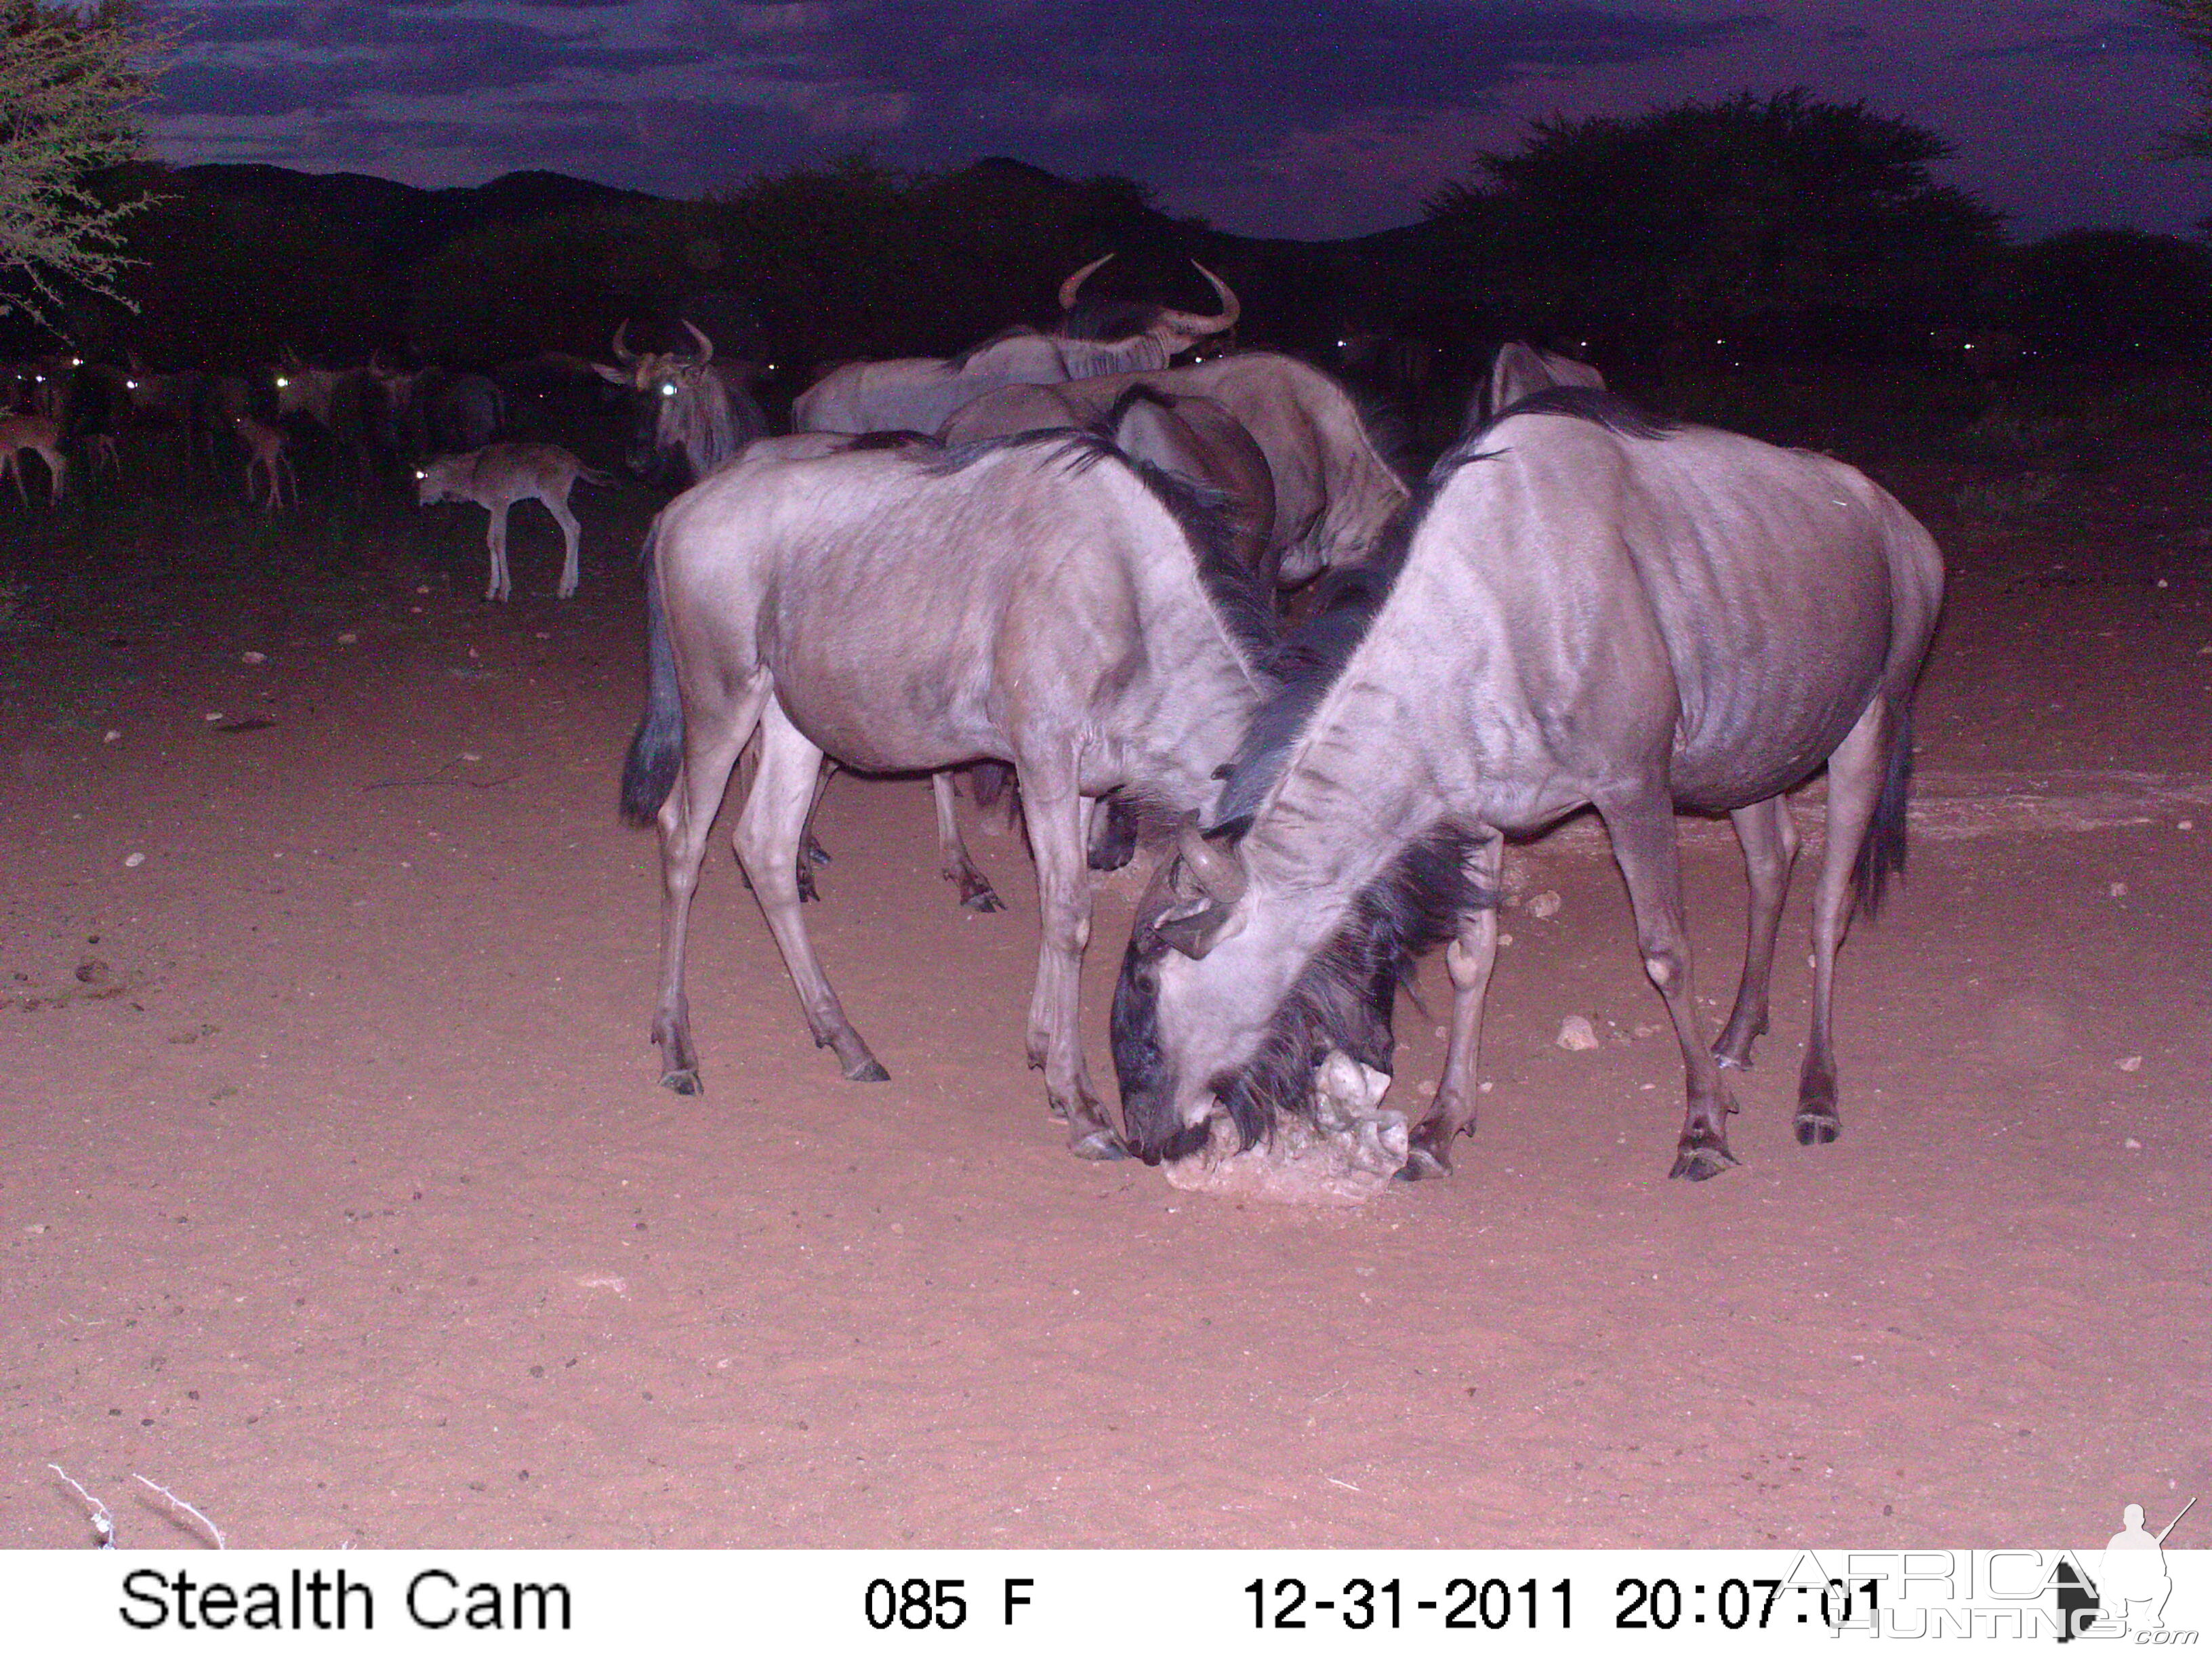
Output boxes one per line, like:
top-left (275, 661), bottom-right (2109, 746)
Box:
top-left (1, 447), bottom-right (2205, 1551)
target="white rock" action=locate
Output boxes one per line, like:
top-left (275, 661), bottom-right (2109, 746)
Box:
top-left (241, 650), bottom-right (266, 665)
top-left (336, 631), bottom-right (359, 645)
top-left (2124, 1138), bottom-right (2144, 1151)
top-left (1163, 1052), bottom-right (1408, 1206)
top-left (2118, 1055), bottom-right (2143, 1072)
top-left (102, 730), bottom-right (119, 744)
top-left (2108, 881), bottom-right (2128, 898)
top-left (203, 712), bottom-right (224, 722)
top-left (1525, 890), bottom-right (1563, 919)
top-left (1497, 932), bottom-right (1513, 947)
top-left (123, 852), bottom-right (145, 868)
top-left (1556, 1015), bottom-right (1601, 1051)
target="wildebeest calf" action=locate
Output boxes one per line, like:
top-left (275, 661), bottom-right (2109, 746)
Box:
top-left (414, 443), bottom-right (610, 601)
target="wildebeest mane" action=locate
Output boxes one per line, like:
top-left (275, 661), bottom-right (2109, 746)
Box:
top-left (1059, 296), bottom-right (1160, 343)
top-left (920, 424), bottom-right (1277, 675)
top-left (846, 428), bottom-right (939, 451)
top-left (1206, 825), bottom-right (1487, 1151)
top-left (1210, 472), bottom-right (1443, 833)
top-left (1451, 384), bottom-right (1673, 457)
top-left (943, 325), bottom-right (1041, 373)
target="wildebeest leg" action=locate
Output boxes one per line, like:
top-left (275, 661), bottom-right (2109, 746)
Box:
top-left (485, 504), bottom-right (511, 602)
top-left (1713, 796), bottom-right (1801, 1070)
top-left (651, 668), bottom-right (772, 1094)
top-left (546, 491), bottom-right (581, 598)
top-left (1404, 832), bottom-right (1504, 1180)
top-left (737, 701), bottom-right (887, 1082)
top-left (1597, 796), bottom-right (1740, 1180)
top-left (794, 759), bottom-right (833, 902)
top-left (1021, 783), bottom-right (1121, 1159)
top-left (1798, 702), bottom-right (1889, 1146)
top-left (931, 772), bottom-right (1004, 912)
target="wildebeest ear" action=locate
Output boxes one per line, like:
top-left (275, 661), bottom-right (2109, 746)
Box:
top-left (589, 362), bottom-right (629, 386)
top-left (1154, 901), bottom-right (1243, 960)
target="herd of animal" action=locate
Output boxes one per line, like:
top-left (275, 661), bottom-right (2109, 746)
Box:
top-left (7, 255), bottom-right (1946, 1189)
top-left (602, 260), bottom-right (1945, 1189)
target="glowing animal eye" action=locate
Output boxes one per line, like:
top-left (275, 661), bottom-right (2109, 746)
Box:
top-left (125, 379), bottom-right (137, 390)
top-left (275, 376), bottom-right (287, 387)
top-left (660, 382), bottom-right (677, 397)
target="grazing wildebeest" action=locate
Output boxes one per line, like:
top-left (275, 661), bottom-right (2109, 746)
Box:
top-left (619, 430), bottom-right (1276, 1158)
top-left (592, 321), bottom-right (770, 483)
top-left (1479, 342), bottom-right (1606, 424)
top-left (792, 255), bottom-right (1242, 435)
top-left (413, 443), bottom-right (610, 601)
top-left (124, 354), bottom-right (220, 470)
top-left (1112, 385), bottom-right (1944, 1183)
top-left (0, 413), bottom-right (67, 504)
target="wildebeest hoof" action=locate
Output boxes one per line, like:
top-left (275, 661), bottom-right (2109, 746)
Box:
top-left (1069, 1127), bottom-right (1127, 1162)
top-left (1714, 1049), bottom-right (1750, 1071)
top-left (1795, 1110), bottom-right (1842, 1146)
top-left (659, 1068), bottom-right (703, 1096)
top-left (843, 1057), bottom-right (891, 1083)
top-left (1395, 1144), bottom-right (1453, 1181)
top-left (960, 886), bottom-right (1006, 914)
top-left (1668, 1139), bottom-right (1740, 1181)
top-left (806, 840), bottom-right (832, 867)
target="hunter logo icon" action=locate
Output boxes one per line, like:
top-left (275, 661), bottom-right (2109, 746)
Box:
top-left (2059, 1496), bottom-right (2196, 1640)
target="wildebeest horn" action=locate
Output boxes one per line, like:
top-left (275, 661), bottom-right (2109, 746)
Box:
top-left (1059, 253), bottom-right (1115, 312)
top-left (680, 320), bottom-right (714, 364)
top-left (1176, 819), bottom-right (1246, 904)
top-left (611, 320), bottom-right (636, 365)
top-left (1153, 260), bottom-right (1241, 341)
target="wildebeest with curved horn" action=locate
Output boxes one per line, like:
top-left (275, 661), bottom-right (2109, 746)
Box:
top-left (594, 320), bottom-right (770, 483)
top-left (620, 428), bottom-right (1276, 1158)
top-left (1112, 382), bottom-right (1943, 1182)
top-left (792, 255), bottom-right (1242, 435)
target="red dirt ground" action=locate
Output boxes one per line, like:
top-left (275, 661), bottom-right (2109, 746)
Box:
top-left (2, 451), bottom-right (2205, 1551)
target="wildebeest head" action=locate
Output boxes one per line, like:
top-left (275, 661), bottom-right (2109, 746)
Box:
top-left (594, 320), bottom-right (763, 478)
top-left (1056, 254), bottom-right (1242, 365)
top-left (411, 454), bottom-right (466, 506)
top-left (1112, 811), bottom-right (1477, 1164)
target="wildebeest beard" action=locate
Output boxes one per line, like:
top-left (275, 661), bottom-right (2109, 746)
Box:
top-left (1115, 826), bottom-right (1486, 1163)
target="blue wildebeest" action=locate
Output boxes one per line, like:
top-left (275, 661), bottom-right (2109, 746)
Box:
top-left (618, 429), bottom-right (1277, 1158)
top-left (374, 363), bottom-right (508, 459)
top-left (274, 352), bottom-right (388, 480)
top-left (792, 255), bottom-right (1242, 436)
top-left (1112, 384), bottom-right (1944, 1182)
top-left (592, 321), bottom-right (769, 485)
top-left (895, 386), bottom-right (1281, 912)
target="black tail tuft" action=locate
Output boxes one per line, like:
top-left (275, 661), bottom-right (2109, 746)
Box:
top-left (619, 520), bottom-right (684, 827)
top-left (1851, 698), bottom-right (1914, 918)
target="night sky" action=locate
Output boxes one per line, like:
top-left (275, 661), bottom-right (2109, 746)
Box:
top-left (148, 1), bottom-right (2206, 243)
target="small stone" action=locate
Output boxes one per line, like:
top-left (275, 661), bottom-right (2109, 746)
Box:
top-left (2118, 1055), bottom-right (2142, 1073)
top-left (2180, 820), bottom-right (2194, 832)
top-left (2124, 1137), bottom-right (2144, 1150)
top-left (1555, 1015), bottom-right (1601, 1051)
top-left (2108, 881), bottom-right (2128, 898)
top-left (102, 730), bottom-right (119, 743)
top-left (123, 852), bottom-right (145, 868)
top-left (337, 631), bottom-right (359, 644)
top-left (203, 711), bottom-right (224, 722)
top-left (241, 650), bottom-right (266, 664)
top-left (415, 585), bottom-right (430, 596)
top-left (1497, 932), bottom-right (1513, 947)
top-left (461, 752), bottom-right (482, 763)
top-left (1526, 890), bottom-right (1563, 919)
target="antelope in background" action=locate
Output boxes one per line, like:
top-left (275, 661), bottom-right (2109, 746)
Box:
top-left (0, 413), bottom-right (68, 505)
top-left (232, 411), bottom-right (298, 510)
